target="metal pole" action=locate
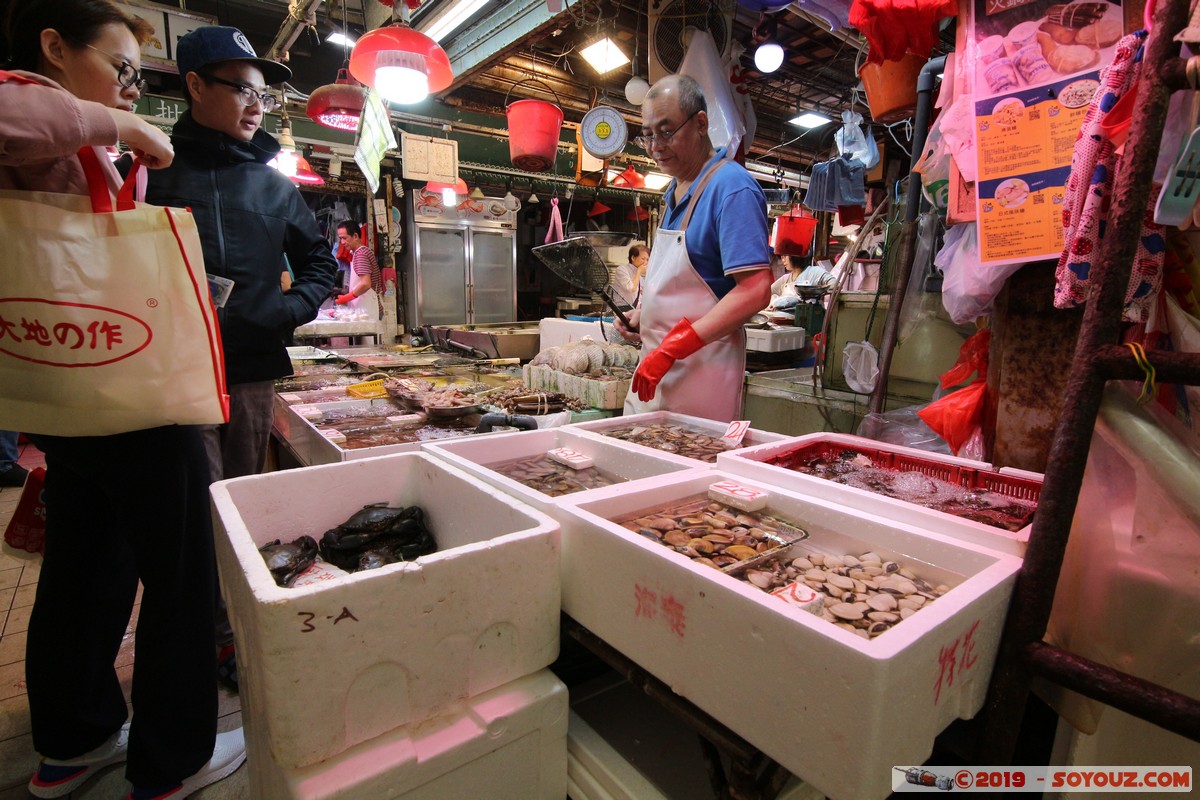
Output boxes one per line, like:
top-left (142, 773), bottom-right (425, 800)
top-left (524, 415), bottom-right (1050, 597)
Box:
top-left (868, 55), bottom-right (946, 414)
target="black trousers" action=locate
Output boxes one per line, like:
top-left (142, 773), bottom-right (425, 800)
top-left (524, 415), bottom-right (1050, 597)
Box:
top-left (26, 425), bottom-right (217, 787)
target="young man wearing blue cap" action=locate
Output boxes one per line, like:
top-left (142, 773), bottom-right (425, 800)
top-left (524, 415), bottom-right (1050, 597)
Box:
top-left (147, 25), bottom-right (337, 485)
top-left (145, 22), bottom-right (337, 709)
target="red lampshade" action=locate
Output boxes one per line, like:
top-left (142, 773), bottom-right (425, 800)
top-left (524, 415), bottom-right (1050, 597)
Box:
top-left (588, 200), bottom-right (611, 217)
top-left (306, 69), bottom-right (366, 132)
top-left (627, 206), bottom-right (650, 221)
top-left (292, 156), bottom-right (325, 186)
top-left (349, 25), bottom-right (453, 99)
top-left (426, 178), bottom-right (467, 195)
top-left (612, 164), bottom-right (645, 189)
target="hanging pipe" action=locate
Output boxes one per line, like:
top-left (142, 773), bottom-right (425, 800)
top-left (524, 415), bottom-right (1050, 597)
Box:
top-left (867, 54), bottom-right (947, 414)
top-left (266, 0), bottom-right (324, 63)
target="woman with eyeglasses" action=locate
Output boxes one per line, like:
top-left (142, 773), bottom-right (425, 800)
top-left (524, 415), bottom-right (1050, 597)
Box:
top-left (0, 2), bottom-right (245, 798)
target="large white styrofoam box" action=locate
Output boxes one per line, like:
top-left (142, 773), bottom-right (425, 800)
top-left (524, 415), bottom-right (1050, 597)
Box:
top-left (717, 432), bottom-right (1041, 556)
top-left (210, 453), bottom-right (561, 770)
top-left (745, 326), bottom-right (805, 353)
top-left (422, 428), bottom-right (693, 517)
top-left (538, 317), bottom-right (605, 350)
top-left (249, 669), bottom-right (568, 800)
top-left (566, 411), bottom-right (787, 468)
top-left (556, 469), bottom-right (1022, 800)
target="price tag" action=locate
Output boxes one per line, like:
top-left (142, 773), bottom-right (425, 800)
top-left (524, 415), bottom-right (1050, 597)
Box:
top-left (279, 393), bottom-right (302, 404)
top-left (771, 581), bottom-right (824, 615)
top-left (708, 479), bottom-right (769, 511)
top-left (547, 447), bottom-right (594, 470)
top-left (387, 414), bottom-right (423, 426)
top-left (293, 404), bottom-right (324, 422)
top-left (320, 429), bottom-right (347, 445)
top-left (721, 420), bottom-right (752, 448)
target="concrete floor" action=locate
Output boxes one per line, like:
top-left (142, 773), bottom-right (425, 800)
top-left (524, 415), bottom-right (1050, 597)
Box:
top-left (0, 439), bottom-right (248, 799)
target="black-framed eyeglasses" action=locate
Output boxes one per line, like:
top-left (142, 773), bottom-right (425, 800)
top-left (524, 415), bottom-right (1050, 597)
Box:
top-left (83, 43), bottom-right (146, 94)
top-left (634, 110), bottom-right (700, 150)
top-left (198, 72), bottom-right (278, 112)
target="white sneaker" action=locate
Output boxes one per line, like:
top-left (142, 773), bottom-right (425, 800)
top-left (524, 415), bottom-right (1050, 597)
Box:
top-left (179, 728), bottom-right (246, 798)
top-left (29, 722), bottom-right (131, 798)
top-left (126, 728), bottom-right (246, 800)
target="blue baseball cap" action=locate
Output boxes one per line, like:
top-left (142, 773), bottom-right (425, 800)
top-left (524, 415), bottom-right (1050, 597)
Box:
top-left (176, 25), bottom-right (291, 85)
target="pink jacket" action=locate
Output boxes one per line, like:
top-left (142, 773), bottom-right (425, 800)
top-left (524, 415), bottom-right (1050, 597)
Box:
top-left (0, 70), bottom-right (122, 196)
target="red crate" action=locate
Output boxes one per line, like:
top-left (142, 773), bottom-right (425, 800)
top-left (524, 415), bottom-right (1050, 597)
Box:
top-left (764, 441), bottom-right (1042, 506)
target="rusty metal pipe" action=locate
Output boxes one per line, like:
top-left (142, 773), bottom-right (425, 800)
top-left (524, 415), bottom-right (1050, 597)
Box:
top-left (974, 0), bottom-right (1192, 760)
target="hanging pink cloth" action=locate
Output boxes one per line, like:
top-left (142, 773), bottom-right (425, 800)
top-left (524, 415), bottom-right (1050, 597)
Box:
top-left (545, 196), bottom-right (565, 244)
top-left (1055, 31), bottom-right (1164, 324)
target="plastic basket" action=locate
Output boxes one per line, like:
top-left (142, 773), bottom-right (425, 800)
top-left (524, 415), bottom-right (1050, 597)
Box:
top-left (346, 379), bottom-right (388, 399)
top-left (765, 441), bottom-right (1043, 504)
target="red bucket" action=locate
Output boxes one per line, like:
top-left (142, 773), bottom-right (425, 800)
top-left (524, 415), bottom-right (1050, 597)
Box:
top-left (506, 97), bottom-right (563, 172)
top-left (773, 209), bottom-right (818, 256)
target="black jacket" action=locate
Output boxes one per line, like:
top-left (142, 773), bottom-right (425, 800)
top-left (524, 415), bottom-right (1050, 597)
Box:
top-left (146, 112), bottom-right (337, 385)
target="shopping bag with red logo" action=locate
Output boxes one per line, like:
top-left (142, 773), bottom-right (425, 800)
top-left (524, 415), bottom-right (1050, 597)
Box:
top-left (0, 112), bottom-right (229, 435)
top-left (3, 466), bottom-right (46, 557)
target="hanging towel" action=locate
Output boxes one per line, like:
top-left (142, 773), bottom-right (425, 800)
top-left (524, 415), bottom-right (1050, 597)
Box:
top-left (1056, 31), bottom-right (1165, 323)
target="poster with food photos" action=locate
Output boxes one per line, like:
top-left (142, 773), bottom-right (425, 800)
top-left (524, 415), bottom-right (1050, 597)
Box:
top-left (968, 0), bottom-right (1123, 264)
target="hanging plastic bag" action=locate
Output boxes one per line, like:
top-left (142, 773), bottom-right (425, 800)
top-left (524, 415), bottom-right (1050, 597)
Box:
top-left (937, 222), bottom-right (1024, 324)
top-left (939, 327), bottom-right (990, 388)
top-left (899, 212), bottom-right (944, 341)
top-left (918, 379), bottom-right (987, 454)
top-left (842, 339), bottom-right (881, 393)
top-left (912, 122), bottom-right (952, 213)
top-left (3, 466), bottom-right (46, 558)
top-left (857, 405), bottom-right (953, 453)
top-left (679, 30), bottom-right (748, 155)
top-left (834, 110), bottom-right (878, 169)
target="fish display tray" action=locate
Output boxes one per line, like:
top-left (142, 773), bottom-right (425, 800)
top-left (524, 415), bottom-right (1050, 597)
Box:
top-left (555, 469), bottom-right (1021, 800)
top-left (210, 452), bottom-right (561, 771)
top-left (717, 433), bottom-right (1042, 556)
top-left (249, 669), bottom-right (568, 800)
top-left (566, 411), bottom-right (786, 467)
top-left (422, 428), bottom-right (693, 516)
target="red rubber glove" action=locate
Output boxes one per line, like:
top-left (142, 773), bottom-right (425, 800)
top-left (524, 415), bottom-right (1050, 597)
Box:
top-left (336, 293), bottom-right (355, 305)
top-left (631, 318), bottom-right (705, 402)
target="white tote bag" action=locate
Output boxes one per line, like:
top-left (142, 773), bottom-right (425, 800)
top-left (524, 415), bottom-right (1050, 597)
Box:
top-left (0, 147), bottom-right (228, 435)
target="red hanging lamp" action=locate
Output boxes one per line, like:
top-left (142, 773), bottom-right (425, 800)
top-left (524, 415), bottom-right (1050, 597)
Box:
top-left (293, 156), bottom-right (326, 186)
top-left (306, 68), bottom-right (366, 132)
top-left (350, 2), bottom-right (453, 105)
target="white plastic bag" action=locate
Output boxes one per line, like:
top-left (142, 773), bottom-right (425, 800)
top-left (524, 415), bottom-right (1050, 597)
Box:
top-left (842, 339), bottom-right (880, 393)
top-left (937, 222), bottom-right (1024, 324)
top-left (834, 110), bottom-right (878, 169)
top-left (680, 30), bottom-right (748, 155)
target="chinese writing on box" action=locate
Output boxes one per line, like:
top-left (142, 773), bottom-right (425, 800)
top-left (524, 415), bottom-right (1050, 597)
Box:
top-left (933, 619), bottom-right (980, 704)
top-left (633, 583), bottom-right (687, 638)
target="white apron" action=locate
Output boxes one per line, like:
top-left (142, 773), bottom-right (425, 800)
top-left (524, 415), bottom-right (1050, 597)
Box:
top-left (344, 286), bottom-right (381, 319)
top-left (625, 160), bottom-right (746, 422)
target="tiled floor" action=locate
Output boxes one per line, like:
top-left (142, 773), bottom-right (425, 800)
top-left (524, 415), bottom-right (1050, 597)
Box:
top-left (0, 440), bottom-right (248, 799)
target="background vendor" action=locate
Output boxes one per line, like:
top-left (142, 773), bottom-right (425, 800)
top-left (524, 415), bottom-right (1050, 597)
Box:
top-left (771, 253), bottom-right (834, 298)
top-left (335, 219), bottom-right (383, 318)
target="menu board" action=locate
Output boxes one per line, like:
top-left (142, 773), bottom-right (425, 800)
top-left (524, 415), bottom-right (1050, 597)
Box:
top-left (968, 0), bottom-right (1123, 264)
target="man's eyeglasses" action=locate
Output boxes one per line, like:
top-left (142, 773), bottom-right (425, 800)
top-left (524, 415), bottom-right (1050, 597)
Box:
top-left (199, 73), bottom-right (278, 112)
top-left (83, 43), bottom-right (146, 94)
top-left (634, 110), bottom-right (699, 150)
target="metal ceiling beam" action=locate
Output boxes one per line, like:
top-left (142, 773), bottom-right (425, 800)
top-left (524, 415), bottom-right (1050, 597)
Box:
top-left (442, 0), bottom-right (565, 86)
top-left (266, 0), bottom-right (325, 61)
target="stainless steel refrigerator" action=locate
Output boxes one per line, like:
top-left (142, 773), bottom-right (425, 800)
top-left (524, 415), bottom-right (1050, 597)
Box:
top-left (404, 195), bottom-right (517, 329)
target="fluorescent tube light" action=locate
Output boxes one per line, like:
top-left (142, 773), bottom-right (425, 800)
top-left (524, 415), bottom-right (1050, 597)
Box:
top-left (422, 0), bottom-right (490, 43)
top-left (326, 30), bottom-right (357, 47)
top-left (643, 172), bottom-right (671, 190)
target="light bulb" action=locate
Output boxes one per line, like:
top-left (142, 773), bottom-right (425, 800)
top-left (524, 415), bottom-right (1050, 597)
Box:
top-left (625, 75), bottom-right (650, 105)
top-left (754, 42), bottom-right (784, 73)
top-left (441, 188), bottom-right (456, 205)
top-left (374, 51), bottom-right (430, 104)
top-left (503, 191), bottom-right (521, 211)
top-left (274, 150), bottom-right (299, 177)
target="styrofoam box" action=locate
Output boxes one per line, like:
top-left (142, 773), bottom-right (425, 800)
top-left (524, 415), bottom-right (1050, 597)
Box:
top-left (566, 411), bottom-right (787, 468)
top-left (250, 669), bottom-right (568, 800)
top-left (745, 325), bottom-right (806, 353)
top-left (277, 398), bottom-right (484, 466)
top-left (422, 428), bottom-right (693, 517)
top-left (555, 469), bottom-right (1022, 800)
top-left (716, 432), bottom-right (1041, 556)
top-left (210, 453), bottom-right (561, 770)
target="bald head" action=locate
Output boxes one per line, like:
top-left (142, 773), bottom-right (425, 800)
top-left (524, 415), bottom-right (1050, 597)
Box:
top-left (643, 73), bottom-right (707, 118)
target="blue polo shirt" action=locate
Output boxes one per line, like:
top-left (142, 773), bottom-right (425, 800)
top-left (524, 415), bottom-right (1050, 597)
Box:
top-left (661, 147), bottom-right (771, 299)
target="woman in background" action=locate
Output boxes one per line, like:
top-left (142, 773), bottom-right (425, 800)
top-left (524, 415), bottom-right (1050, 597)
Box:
top-left (1, 1), bottom-right (242, 797)
top-left (612, 243), bottom-right (650, 310)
